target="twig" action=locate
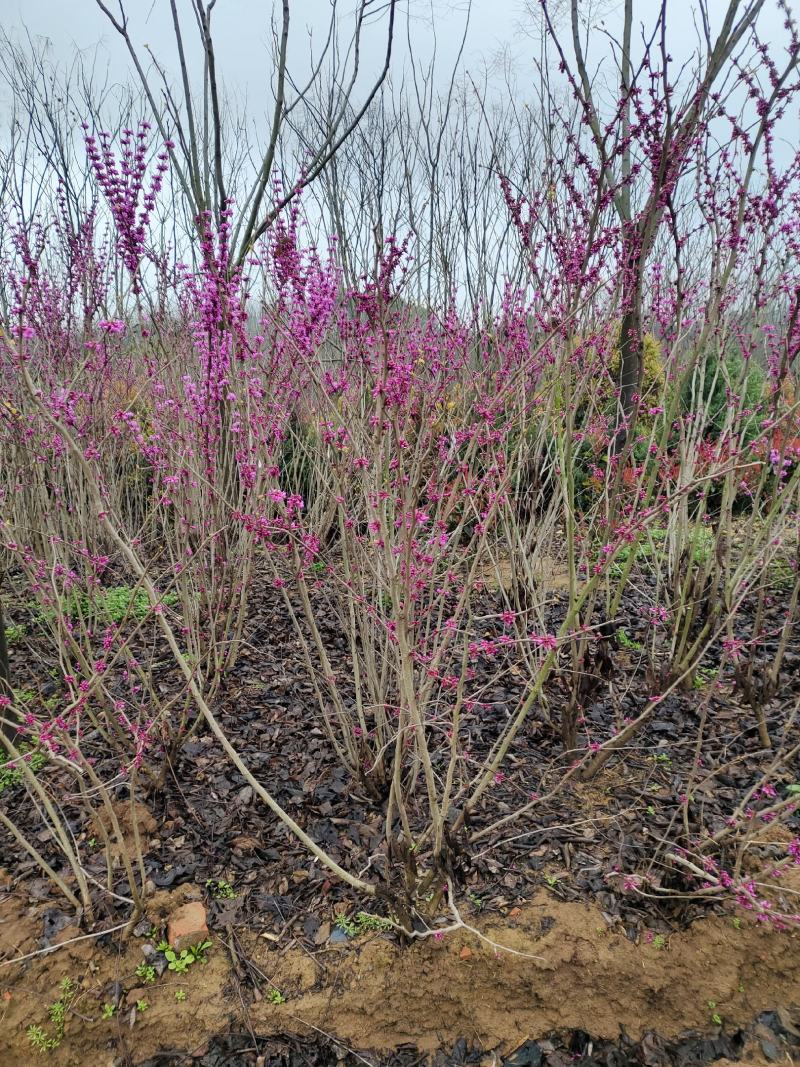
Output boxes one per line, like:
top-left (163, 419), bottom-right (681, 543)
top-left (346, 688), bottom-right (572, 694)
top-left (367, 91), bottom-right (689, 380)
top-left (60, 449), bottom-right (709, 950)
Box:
top-left (0, 920), bottom-right (130, 968)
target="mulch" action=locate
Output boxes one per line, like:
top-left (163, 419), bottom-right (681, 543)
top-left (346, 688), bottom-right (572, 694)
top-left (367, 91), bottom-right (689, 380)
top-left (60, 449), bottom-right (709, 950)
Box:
top-left (135, 1008), bottom-right (800, 1066)
top-left (2, 565), bottom-right (800, 945)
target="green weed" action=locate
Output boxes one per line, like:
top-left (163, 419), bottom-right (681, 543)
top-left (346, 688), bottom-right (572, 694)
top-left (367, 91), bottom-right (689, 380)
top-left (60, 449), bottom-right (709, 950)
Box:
top-left (334, 911), bottom-right (393, 937)
top-left (0, 745), bottom-right (48, 796)
top-left (617, 627), bottom-right (644, 652)
top-left (163, 938), bottom-right (212, 974)
top-left (649, 752), bottom-right (672, 767)
top-left (4, 623), bottom-right (26, 644)
top-left (35, 586), bottom-right (178, 627)
top-left (768, 557), bottom-right (797, 592)
top-left (135, 963), bottom-right (156, 984)
top-left (205, 878), bottom-right (236, 900)
top-left (693, 665), bottom-right (719, 689)
top-left (609, 523), bottom-right (711, 577)
top-left (26, 977), bottom-right (76, 1053)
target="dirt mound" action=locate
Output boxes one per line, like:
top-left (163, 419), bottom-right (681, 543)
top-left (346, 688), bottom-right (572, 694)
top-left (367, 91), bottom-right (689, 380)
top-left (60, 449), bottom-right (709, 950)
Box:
top-left (251, 892), bottom-right (799, 1054)
top-left (1, 889), bottom-right (798, 1065)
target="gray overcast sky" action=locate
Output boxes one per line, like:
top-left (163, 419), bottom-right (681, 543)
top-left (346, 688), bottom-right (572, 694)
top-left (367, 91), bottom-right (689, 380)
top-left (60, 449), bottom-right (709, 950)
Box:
top-left (4, 1), bottom-right (513, 95)
top-left (4, 1), bottom-right (795, 104)
top-left (1, 0), bottom-right (796, 175)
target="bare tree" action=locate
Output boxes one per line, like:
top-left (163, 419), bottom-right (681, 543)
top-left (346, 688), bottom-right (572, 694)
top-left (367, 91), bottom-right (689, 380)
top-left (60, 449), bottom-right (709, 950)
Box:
top-left (94, 0), bottom-right (397, 268)
top-left (540, 0), bottom-right (791, 440)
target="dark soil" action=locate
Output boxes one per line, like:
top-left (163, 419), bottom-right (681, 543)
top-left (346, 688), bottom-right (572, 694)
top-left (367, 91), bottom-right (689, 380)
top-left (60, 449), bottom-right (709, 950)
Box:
top-left (1, 566), bottom-right (799, 1064)
top-left (136, 1010), bottom-right (800, 1067)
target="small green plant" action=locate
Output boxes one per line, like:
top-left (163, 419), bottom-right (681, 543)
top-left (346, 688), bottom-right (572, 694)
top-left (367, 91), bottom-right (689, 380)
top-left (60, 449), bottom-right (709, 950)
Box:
top-left (333, 911), bottom-right (393, 937)
top-left (268, 988), bottom-right (286, 1005)
top-left (101, 1002), bottom-right (116, 1019)
top-left (205, 878), bottom-right (236, 900)
top-left (26, 1026), bottom-right (56, 1053)
top-left (649, 752), bottom-right (672, 767)
top-left (164, 948), bottom-right (192, 973)
top-left (731, 917), bottom-right (742, 930)
top-left (136, 999), bottom-right (149, 1013)
top-left (646, 804), bottom-right (656, 816)
top-left (608, 525), bottom-right (667, 575)
top-left (174, 989), bottom-right (187, 1002)
top-left (163, 938), bottom-right (211, 973)
top-left (35, 586), bottom-right (179, 627)
top-left (4, 622), bottom-right (26, 644)
top-left (689, 527), bottom-right (714, 565)
top-left (767, 556), bottom-right (796, 592)
top-left (544, 874), bottom-right (560, 888)
top-left (786, 784), bottom-right (800, 796)
top-left (26, 977), bottom-right (76, 1053)
top-left (135, 963), bottom-right (156, 984)
top-left (693, 665), bottom-right (719, 689)
top-left (708, 1001), bottom-right (723, 1026)
top-left (334, 913), bottom-right (358, 937)
top-left (617, 627), bottom-right (644, 652)
top-left (189, 939), bottom-right (212, 961)
top-left (608, 523), bottom-right (712, 577)
top-left (0, 745), bottom-right (47, 796)
top-left (467, 892), bottom-right (484, 911)
top-left (354, 911), bottom-right (393, 933)
top-left (652, 934), bottom-right (666, 949)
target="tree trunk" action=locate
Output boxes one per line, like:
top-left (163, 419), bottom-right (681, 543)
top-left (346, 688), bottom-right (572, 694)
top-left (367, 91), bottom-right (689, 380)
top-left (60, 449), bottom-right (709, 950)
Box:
top-left (616, 232), bottom-right (644, 448)
top-left (618, 305), bottom-right (642, 429)
top-left (0, 578), bottom-right (15, 743)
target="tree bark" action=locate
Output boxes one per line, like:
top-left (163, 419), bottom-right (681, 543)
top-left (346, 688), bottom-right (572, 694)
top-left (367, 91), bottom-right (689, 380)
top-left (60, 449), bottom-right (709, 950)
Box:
top-left (0, 575), bottom-right (15, 743)
top-left (618, 290), bottom-right (643, 443)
